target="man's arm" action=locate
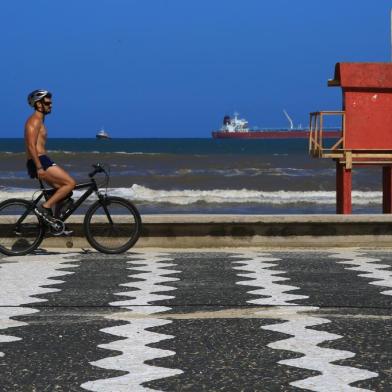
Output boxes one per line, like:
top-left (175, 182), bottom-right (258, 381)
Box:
top-left (25, 118), bottom-right (45, 179)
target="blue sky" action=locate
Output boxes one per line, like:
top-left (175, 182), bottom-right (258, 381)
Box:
top-left (0, 0), bottom-right (391, 138)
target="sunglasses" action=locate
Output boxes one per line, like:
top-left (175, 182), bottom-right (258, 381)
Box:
top-left (42, 101), bottom-right (52, 106)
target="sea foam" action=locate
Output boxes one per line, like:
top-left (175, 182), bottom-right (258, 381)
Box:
top-left (0, 185), bottom-right (382, 206)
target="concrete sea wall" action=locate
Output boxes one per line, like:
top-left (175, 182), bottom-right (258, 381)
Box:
top-left (5, 214), bottom-right (392, 249)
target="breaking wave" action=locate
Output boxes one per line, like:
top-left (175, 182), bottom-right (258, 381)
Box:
top-left (0, 185), bottom-right (382, 206)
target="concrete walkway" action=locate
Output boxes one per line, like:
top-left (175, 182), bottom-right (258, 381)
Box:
top-left (0, 248), bottom-right (391, 391)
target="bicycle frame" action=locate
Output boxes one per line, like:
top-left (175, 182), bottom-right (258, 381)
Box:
top-left (15, 177), bottom-right (105, 228)
top-left (55, 180), bottom-right (101, 221)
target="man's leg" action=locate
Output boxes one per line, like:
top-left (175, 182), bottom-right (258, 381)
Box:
top-left (41, 166), bottom-right (76, 209)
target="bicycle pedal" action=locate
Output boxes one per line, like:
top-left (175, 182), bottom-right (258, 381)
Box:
top-left (39, 214), bottom-right (58, 227)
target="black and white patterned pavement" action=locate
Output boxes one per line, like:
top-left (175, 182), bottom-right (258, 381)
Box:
top-left (0, 249), bottom-right (392, 391)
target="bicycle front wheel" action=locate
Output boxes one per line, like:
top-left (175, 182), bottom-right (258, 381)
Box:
top-left (84, 196), bottom-right (142, 254)
top-left (0, 199), bottom-right (45, 256)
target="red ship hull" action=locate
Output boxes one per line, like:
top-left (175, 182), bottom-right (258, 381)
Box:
top-left (212, 130), bottom-right (341, 139)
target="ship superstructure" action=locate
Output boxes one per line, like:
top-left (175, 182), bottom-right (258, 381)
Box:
top-left (221, 113), bottom-right (249, 133)
top-left (96, 128), bottom-right (110, 139)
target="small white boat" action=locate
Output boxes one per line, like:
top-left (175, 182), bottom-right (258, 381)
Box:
top-left (96, 128), bottom-right (110, 139)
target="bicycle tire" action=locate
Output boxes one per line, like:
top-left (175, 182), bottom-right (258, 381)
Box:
top-left (83, 196), bottom-right (142, 254)
top-left (0, 198), bottom-right (45, 256)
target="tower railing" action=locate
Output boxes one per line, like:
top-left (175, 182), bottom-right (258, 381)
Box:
top-left (309, 110), bottom-right (392, 168)
top-left (309, 111), bottom-right (345, 158)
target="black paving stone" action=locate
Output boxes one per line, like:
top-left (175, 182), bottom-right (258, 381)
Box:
top-left (144, 318), bottom-right (317, 392)
top-left (1, 249), bottom-right (392, 391)
top-left (272, 251), bottom-right (392, 309)
top-left (31, 252), bottom-right (144, 307)
top-left (314, 313), bottom-right (392, 391)
top-left (258, 251), bottom-right (392, 391)
top-left (0, 309), bottom-right (128, 392)
top-left (359, 250), bottom-right (392, 267)
top-left (0, 252), bottom-right (141, 391)
top-left (151, 252), bottom-right (260, 312)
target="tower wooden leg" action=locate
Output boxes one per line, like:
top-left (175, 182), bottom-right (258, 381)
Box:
top-left (382, 166), bottom-right (392, 213)
top-left (336, 162), bottom-right (352, 214)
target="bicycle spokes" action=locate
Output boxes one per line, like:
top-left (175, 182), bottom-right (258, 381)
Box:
top-left (84, 197), bottom-right (141, 253)
top-left (0, 200), bottom-right (44, 255)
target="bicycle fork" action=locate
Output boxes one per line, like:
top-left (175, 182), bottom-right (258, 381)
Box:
top-left (98, 195), bottom-right (114, 225)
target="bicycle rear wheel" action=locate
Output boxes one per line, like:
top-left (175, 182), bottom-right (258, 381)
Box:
top-left (84, 196), bottom-right (142, 254)
top-left (0, 199), bottom-right (45, 256)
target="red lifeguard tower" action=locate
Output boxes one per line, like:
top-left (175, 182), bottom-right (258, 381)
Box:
top-left (309, 62), bottom-right (392, 214)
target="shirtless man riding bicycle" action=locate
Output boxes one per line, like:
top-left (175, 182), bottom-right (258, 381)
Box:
top-left (24, 89), bottom-right (76, 221)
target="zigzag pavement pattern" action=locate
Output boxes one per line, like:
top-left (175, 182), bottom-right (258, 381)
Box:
top-left (232, 251), bottom-right (378, 392)
top-left (82, 251), bottom-right (183, 392)
top-left (0, 253), bottom-right (79, 358)
top-left (332, 250), bottom-right (392, 296)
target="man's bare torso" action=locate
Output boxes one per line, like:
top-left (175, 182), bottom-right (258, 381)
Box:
top-left (25, 113), bottom-right (47, 158)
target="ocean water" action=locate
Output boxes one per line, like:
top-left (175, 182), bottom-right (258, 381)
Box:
top-left (0, 138), bottom-right (385, 214)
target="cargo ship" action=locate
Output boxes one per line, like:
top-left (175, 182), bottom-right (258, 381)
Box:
top-left (212, 112), bottom-right (341, 139)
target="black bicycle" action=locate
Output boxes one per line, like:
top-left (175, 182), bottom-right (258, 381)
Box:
top-left (0, 163), bottom-right (142, 256)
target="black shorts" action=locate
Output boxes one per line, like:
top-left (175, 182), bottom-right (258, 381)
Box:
top-left (26, 155), bottom-right (56, 179)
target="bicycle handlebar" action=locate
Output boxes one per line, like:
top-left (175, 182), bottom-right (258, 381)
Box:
top-left (88, 163), bottom-right (106, 178)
